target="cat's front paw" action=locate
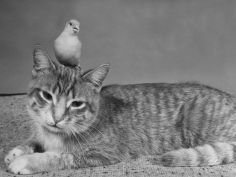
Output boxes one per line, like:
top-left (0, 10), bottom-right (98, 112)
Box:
top-left (8, 155), bottom-right (32, 175)
top-left (5, 146), bottom-right (27, 165)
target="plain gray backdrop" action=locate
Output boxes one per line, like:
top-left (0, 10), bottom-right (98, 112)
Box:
top-left (0, 0), bottom-right (236, 94)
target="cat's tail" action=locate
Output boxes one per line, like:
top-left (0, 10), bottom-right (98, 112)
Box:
top-left (160, 142), bottom-right (236, 166)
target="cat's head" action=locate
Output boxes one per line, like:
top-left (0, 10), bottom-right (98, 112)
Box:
top-left (27, 47), bottom-right (109, 136)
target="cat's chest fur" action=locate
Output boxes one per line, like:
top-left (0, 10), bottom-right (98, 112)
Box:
top-left (37, 128), bottom-right (65, 152)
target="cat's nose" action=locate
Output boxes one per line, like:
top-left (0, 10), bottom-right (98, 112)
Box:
top-left (47, 120), bottom-right (56, 126)
top-left (47, 120), bottom-right (60, 127)
top-left (54, 119), bottom-right (61, 124)
top-left (53, 114), bottom-right (64, 124)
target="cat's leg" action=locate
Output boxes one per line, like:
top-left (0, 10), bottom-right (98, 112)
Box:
top-left (7, 149), bottom-right (121, 174)
top-left (155, 142), bottom-right (236, 167)
top-left (78, 150), bottom-right (121, 168)
top-left (7, 151), bottom-right (74, 174)
top-left (4, 137), bottom-right (43, 165)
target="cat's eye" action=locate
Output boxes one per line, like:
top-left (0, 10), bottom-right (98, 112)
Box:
top-left (39, 90), bottom-right (52, 102)
top-left (70, 101), bottom-right (86, 110)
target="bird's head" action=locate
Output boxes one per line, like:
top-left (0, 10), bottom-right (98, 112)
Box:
top-left (65, 19), bottom-right (80, 35)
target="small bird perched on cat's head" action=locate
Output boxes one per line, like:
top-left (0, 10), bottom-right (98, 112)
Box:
top-left (54, 19), bottom-right (82, 69)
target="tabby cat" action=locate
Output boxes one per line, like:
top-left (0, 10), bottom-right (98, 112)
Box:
top-left (5, 48), bottom-right (236, 174)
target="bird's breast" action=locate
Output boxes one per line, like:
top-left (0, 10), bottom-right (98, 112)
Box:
top-left (54, 36), bottom-right (81, 58)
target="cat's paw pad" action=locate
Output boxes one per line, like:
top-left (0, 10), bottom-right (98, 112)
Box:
top-left (8, 156), bottom-right (32, 175)
top-left (5, 148), bottom-right (25, 165)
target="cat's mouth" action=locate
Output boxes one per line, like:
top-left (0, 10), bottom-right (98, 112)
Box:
top-left (49, 124), bottom-right (60, 129)
top-left (43, 124), bottom-right (62, 133)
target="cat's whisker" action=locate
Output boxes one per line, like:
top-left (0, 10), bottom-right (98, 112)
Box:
top-left (73, 122), bottom-right (105, 138)
top-left (69, 123), bottom-right (96, 149)
top-left (90, 125), bottom-right (105, 138)
top-left (72, 127), bottom-right (91, 153)
top-left (68, 127), bottom-right (87, 163)
top-left (77, 133), bottom-right (90, 151)
top-left (70, 125), bottom-right (90, 150)
top-left (64, 127), bottom-right (72, 136)
top-left (63, 122), bottom-right (75, 136)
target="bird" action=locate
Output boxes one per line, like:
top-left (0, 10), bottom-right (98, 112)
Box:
top-left (54, 19), bottom-right (82, 68)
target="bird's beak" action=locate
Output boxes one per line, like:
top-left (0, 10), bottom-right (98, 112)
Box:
top-left (73, 25), bottom-right (79, 33)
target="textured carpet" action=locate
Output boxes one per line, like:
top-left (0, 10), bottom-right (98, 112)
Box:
top-left (0, 95), bottom-right (236, 177)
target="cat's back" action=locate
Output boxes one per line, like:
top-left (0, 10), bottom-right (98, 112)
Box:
top-left (100, 82), bottom-right (236, 123)
top-left (101, 82), bottom-right (235, 102)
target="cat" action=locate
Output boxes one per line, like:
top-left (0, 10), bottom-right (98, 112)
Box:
top-left (4, 48), bottom-right (236, 174)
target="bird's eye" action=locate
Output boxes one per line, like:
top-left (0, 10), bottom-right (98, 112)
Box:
top-left (39, 90), bottom-right (52, 102)
top-left (70, 101), bottom-right (86, 110)
top-left (69, 22), bottom-right (73, 26)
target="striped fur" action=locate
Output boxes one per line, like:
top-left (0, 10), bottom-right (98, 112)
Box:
top-left (5, 48), bottom-right (236, 174)
top-left (161, 142), bottom-right (236, 166)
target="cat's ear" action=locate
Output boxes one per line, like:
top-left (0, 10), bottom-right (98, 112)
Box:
top-left (82, 64), bottom-right (110, 89)
top-left (32, 47), bottom-right (55, 76)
